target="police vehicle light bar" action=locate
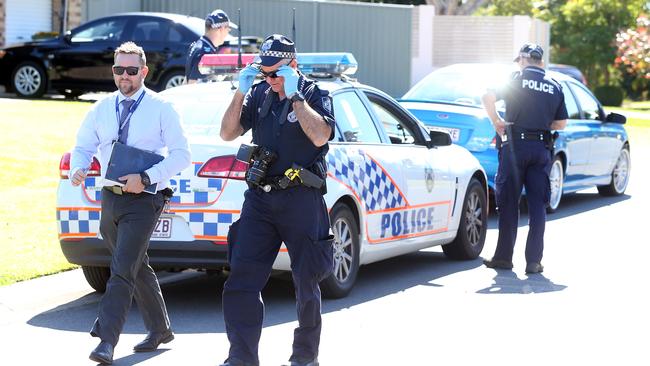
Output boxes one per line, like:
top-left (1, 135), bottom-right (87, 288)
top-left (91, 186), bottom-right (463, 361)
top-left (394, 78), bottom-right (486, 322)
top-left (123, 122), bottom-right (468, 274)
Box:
top-left (198, 52), bottom-right (358, 78)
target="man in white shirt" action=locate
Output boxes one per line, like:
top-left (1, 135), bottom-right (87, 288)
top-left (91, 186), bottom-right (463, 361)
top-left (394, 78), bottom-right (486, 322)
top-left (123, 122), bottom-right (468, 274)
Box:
top-left (69, 42), bottom-right (190, 364)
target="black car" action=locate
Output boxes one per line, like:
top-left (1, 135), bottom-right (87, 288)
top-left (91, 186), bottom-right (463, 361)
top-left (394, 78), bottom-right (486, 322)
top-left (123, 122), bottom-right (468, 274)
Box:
top-left (0, 12), bottom-right (259, 98)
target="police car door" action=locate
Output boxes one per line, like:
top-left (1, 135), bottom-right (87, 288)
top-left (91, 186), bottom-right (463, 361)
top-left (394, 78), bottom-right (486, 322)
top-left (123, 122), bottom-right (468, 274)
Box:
top-left (329, 89), bottom-right (410, 253)
top-left (557, 80), bottom-right (593, 177)
top-left (364, 91), bottom-right (454, 246)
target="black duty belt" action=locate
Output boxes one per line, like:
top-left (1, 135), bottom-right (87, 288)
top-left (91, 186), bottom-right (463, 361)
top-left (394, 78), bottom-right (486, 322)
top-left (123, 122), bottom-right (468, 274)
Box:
top-left (104, 186), bottom-right (131, 195)
top-left (263, 175), bottom-right (302, 190)
top-left (503, 131), bottom-right (550, 142)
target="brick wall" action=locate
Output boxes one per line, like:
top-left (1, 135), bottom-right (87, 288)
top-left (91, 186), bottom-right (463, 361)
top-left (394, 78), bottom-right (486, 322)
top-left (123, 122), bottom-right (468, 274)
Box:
top-left (52, 0), bottom-right (84, 34)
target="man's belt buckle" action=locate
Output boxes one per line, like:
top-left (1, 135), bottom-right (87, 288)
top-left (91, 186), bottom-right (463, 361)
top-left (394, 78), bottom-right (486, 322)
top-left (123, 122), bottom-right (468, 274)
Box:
top-left (107, 186), bottom-right (123, 195)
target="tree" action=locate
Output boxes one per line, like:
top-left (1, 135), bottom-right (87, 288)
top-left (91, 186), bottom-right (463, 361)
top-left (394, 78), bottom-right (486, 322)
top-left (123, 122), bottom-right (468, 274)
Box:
top-left (615, 15), bottom-right (650, 98)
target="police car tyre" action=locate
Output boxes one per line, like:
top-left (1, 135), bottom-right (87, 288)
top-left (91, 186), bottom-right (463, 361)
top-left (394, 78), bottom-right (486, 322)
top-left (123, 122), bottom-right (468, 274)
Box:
top-left (442, 178), bottom-right (487, 260)
top-left (597, 146), bottom-right (630, 197)
top-left (81, 265), bottom-right (110, 293)
top-left (11, 61), bottom-right (47, 98)
top-left (547, 156), bottom-right (564, 213)
top-left (321, 204), bottom-right (360, 299)
top-left (161, 70), bottom-right (186, 90)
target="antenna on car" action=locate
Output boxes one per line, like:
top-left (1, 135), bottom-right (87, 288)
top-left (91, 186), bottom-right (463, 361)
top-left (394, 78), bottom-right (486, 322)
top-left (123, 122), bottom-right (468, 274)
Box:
top-left (237, 8), bottom-right (242, 70)
top-left (292, 8), bottom-right (296, 43)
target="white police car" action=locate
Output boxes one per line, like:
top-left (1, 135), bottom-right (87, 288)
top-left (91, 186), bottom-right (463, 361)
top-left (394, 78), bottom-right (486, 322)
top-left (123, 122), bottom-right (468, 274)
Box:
top-left (56, 54), bottom-right (488, 298)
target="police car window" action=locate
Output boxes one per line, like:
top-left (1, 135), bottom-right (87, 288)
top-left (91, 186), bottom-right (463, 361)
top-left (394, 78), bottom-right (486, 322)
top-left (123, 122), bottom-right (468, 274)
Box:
top-left (71, 19), bottom-right (127, 42)
top-left (570, 83), bottom-right (601, 120)
top-left (368, 100), bottom-right (415, 144)
top-left (168, 26), bottom-right (183, 43)
top-left (133, 20), bottom-right (169, 42)
top-left (560, 82), bottom-right (580, 119)
top-left (332, 92), bottom-right (382, 143)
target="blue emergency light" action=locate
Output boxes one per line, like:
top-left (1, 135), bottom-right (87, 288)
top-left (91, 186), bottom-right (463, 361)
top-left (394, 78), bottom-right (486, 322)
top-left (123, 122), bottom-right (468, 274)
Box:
top-left (198, 52), bottom-right (358, 78)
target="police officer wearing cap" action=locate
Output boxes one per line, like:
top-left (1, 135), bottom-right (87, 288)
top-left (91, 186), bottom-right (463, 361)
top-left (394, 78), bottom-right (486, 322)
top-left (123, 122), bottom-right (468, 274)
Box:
top-left (482, 43), bottom-right (568, 274)
top-left (184, 9), bottom-right (237, 84)
top-left (219, 34), bottom-right (335, 366)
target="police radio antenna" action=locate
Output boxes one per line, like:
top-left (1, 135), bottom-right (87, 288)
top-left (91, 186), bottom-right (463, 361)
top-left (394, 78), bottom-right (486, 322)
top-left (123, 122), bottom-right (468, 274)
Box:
top-left (237, 8), bottom-right (242, 69)
top-left (292, 8), bottom-right (296, 43)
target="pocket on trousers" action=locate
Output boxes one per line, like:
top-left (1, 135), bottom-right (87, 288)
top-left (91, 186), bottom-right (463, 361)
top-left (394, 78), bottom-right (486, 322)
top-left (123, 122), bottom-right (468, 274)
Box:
top-left (226, 219), bottom-right (241, 264)
top-left (309, 234), bottom-right (335, 281)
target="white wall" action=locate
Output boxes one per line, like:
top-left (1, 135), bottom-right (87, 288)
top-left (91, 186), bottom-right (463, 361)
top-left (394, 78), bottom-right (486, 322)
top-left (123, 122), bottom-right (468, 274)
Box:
top-left (5, 0), bottom-right (52, 45)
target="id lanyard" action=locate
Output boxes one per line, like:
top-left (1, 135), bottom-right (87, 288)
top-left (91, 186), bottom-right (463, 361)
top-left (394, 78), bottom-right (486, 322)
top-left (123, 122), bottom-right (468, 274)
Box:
top-left (115, 90), bottom-right (146, 138)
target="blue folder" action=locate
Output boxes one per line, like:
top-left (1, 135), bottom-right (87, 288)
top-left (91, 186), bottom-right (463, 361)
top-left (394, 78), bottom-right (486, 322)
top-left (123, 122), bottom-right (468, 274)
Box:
top-left (104, 142), bottom-right (164, 194)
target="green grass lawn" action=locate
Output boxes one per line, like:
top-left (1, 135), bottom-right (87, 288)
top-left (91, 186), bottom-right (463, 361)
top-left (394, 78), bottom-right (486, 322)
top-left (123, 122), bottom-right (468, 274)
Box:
top-left (0, 99), bottom-right (91, 285)
top-left (1, 98), bottom-right (649, 287)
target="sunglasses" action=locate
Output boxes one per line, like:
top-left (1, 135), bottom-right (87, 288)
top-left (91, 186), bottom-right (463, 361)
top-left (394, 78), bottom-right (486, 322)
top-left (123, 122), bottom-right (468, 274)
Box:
top-left (259, 69), bottom-right (280, 79)
top-left (112, 66), bottom-right (140, 76)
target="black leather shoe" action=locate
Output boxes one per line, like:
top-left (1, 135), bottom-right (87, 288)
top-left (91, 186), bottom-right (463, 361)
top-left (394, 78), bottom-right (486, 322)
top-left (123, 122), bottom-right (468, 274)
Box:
top-left (483, 258), bottom-right (514, 270)
top-left (284, 358), bottom-right (319, 366)
top-left (89, 341), bottom-right (114, 364)
top-left (219, 357), bottom-right (258, 366)
top-left (133, 329), bottom-right (174, 352)
top-left (525, 262), bottom-right (544, 273)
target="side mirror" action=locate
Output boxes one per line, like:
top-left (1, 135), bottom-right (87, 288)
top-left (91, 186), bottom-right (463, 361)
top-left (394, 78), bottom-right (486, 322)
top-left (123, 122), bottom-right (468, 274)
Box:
top-left (605, 112), bottom-right (626, 124)
top-left (428, 130), bottom-right (452, 148)
top-left (63, 31), bottom-right (72, 44)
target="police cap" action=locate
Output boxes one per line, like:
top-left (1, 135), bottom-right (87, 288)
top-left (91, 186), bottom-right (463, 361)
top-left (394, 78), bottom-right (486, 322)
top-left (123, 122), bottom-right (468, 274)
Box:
top-left (258, 34), bottom-right (296, 66)
top-left (205, 9), bottom-right (238, 30)
top-left (514, 43), bottom-right (543, 62)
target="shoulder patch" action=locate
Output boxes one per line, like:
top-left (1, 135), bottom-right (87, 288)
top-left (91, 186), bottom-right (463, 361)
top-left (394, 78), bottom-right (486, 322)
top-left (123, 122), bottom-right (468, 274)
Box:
top-left (321, 96), bottom-right (332, 114)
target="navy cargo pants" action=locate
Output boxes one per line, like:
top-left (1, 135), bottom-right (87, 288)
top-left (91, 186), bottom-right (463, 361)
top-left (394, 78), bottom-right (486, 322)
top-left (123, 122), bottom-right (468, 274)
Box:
top-left (223, 185), bottom-right (334, 365)
top-left (494, 139), bottom-right (552, 264)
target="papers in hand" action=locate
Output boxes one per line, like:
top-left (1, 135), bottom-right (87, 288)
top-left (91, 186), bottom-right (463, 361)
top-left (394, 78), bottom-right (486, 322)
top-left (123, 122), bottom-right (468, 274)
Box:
top-left (104, 142), bottom-right (164, 194)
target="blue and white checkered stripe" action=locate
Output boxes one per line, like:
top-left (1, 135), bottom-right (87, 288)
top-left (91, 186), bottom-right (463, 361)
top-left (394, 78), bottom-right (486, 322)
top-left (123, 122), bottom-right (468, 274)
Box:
top-left (57, 209), bottom-right (100, 235)
top-left (174, 211), bottom-right (239, 239)
top-left (327, 148), bottom-right (406, 212)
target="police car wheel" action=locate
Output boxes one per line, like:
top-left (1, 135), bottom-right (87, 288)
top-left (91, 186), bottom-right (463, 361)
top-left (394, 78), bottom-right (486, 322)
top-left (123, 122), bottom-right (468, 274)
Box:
top-left (81, 265), bottom-right (110, 293)
top-left (547, 156), bottom-right (564, 213)
top-left (597, 146), bottom-right (630, 197)
top-left (161, 71), bottom-right (186, 90)
top-left (321, 204), bottom-right (360, 299)
top-left (11, 61), bottom-right (47, 98)
top-left (442, 178), bottom-right (487, 260)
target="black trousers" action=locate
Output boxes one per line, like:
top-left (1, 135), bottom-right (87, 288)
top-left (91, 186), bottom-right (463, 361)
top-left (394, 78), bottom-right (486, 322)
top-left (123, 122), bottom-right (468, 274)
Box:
top-left (90, 189), bottom-right (170, 346)
top-left (223, 186), bottom-right (333, 365)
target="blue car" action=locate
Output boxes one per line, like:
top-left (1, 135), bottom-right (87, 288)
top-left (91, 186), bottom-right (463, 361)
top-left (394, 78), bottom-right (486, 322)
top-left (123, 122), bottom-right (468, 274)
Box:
top-left (401, 63), bottom-right (631, 212)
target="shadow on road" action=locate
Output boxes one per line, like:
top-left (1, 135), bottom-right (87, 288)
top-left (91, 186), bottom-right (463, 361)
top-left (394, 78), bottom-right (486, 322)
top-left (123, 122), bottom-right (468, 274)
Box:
top-left (476, 270), bottom-right (567, 294)
top-left (27, 250), bottom-right (480, 335)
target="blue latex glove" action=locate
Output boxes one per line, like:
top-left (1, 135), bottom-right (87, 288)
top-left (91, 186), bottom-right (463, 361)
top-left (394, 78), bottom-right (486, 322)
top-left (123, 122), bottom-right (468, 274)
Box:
top-left (238, 64), bottom-right (259, 94)
top-left (276, 65), bottom-right (299, 97)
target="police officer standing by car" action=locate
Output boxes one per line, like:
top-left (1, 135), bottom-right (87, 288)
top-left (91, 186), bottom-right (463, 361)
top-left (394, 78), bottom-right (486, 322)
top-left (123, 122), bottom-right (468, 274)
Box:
top-left (482, 43), bottom-right (568, 274)
top-left (219, 34), bottom-right (335, 366)
top-left (69, 42), bottom-right (190, 364)
top-left (184, 9), bottom-right (237, 84)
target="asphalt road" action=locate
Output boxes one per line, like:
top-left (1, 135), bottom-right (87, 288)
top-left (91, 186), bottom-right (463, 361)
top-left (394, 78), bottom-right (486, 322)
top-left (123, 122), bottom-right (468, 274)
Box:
top-left (0, 94), bottom-right (647, 364)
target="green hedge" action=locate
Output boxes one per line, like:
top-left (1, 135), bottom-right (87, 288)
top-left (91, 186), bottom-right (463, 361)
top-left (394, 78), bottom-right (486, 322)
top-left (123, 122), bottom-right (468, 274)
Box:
top-left (594, 85), bottom-right (624, 107)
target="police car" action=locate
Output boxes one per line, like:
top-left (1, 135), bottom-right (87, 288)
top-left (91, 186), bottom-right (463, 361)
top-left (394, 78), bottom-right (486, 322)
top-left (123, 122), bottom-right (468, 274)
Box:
top-left (402, 63), bottom-right (631, 212)
top-left (57, 54), bottom-right (488, 298)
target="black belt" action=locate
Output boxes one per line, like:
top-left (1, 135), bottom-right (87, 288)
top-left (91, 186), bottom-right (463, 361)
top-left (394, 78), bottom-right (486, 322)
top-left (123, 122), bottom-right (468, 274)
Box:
top-left (503, 131), bottom-right (550, 142)
top-left (263, 175), bottom-right (302, 190)
top-left (103, 186), bottom-right (130, 195)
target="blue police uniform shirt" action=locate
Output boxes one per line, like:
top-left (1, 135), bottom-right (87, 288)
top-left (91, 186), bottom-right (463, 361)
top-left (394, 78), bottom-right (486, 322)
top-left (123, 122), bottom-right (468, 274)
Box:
top-left (185, 36), bottom-right (220, 81)
top-left (495, 66), bottom-right (568, 131)
top-left (239, 75), bottom-right (335, 177)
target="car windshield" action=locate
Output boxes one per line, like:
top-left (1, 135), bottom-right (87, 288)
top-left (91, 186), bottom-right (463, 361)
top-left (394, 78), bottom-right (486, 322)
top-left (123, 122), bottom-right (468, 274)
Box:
top-left (403, 64), bottom-right (515, 107)
top-left (162, 85), bottom-right (235, 138)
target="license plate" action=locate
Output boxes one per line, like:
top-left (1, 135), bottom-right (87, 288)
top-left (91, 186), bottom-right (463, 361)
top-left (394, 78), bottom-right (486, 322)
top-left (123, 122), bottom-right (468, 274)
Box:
top-left (151, 217), bottom-right (172, 238)
top-left (429, 126), bottom-right (460, 142)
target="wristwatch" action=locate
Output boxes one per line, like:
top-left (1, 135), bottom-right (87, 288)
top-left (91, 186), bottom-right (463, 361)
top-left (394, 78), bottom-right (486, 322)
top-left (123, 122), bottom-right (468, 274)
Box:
top-left (290, 91), bottom-right (305, 103)
top-left (140, 172), bottom-right (151, 186)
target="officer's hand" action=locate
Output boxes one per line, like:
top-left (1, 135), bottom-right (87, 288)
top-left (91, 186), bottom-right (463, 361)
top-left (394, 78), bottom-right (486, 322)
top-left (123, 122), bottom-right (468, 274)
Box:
top-left (71, 168), bottom-right (87, 187)
top-left (277, 65), bottom-right (299, 98)
top-left (238, 64), bottom-right (259, 94)
top-left (119, 174), bottom-right (145, 194)
top-left (493, 119), bottom-right (507, 137)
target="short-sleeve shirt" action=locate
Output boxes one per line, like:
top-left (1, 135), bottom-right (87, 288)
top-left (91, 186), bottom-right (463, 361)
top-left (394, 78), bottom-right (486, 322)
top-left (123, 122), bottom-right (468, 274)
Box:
top-left (495, 66), bottom-right (568, 131)
top-left (185, 36), bottom-right (219, 81)
top-left (240, 75), bottom-right (335, 177)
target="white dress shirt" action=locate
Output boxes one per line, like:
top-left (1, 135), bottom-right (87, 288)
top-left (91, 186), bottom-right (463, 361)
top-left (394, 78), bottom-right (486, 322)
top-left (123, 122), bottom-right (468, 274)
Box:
top-left (70, 85), bottom-right (191, 190)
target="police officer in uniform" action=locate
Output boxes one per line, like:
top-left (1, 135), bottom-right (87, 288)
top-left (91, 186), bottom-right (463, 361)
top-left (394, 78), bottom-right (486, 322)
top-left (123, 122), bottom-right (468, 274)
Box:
top-left (184, 9), bottom-right (237, 84)
top-left (219, 34), bottom-right (335, 366)
top-left (482, 43), bottom-right (568, 274)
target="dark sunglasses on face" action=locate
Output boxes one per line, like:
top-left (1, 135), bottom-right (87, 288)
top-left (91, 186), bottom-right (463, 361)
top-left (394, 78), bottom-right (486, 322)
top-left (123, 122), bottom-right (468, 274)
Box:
top-left (112, 66), bottom-right (140, 76)
top-left (260, 69), bottom-right (280, 79)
